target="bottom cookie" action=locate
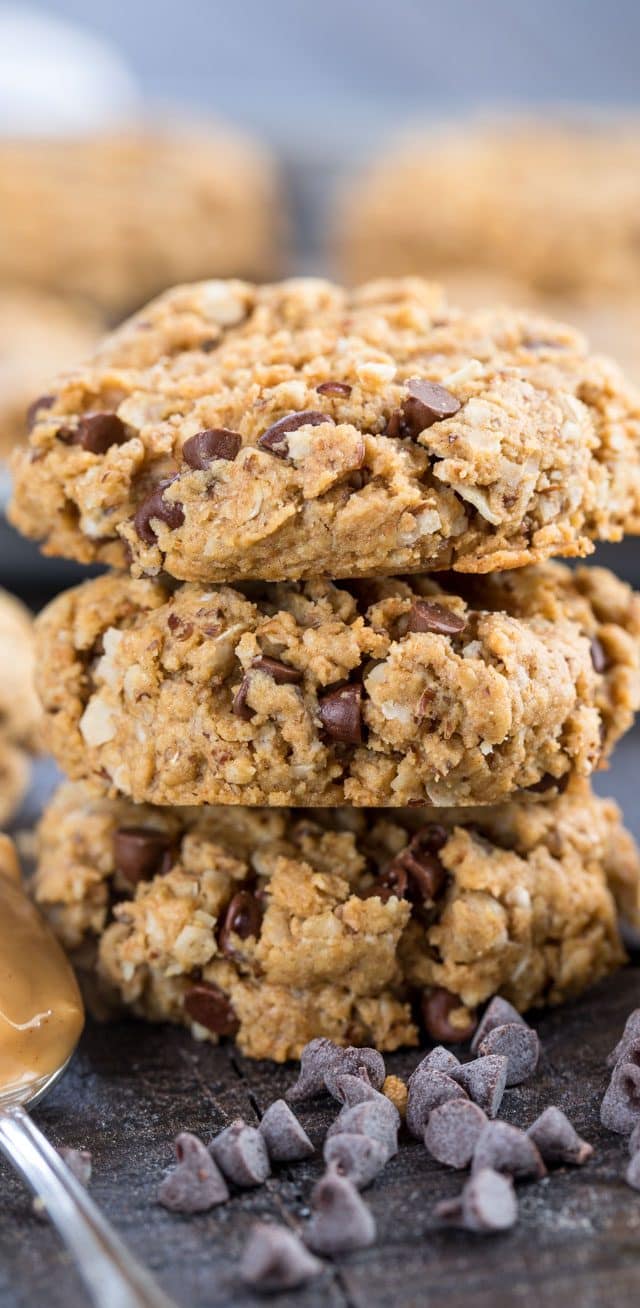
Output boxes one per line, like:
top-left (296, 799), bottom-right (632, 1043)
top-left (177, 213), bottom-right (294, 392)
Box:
top-left (33, 782), bottom-right (639, 1061)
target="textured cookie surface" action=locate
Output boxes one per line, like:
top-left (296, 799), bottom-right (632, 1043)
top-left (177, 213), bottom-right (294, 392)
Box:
top-left (33, 782), bottom-right (638, 1060)
top-left (0, 588), bottom-right (41, 823)
top-left (10, 278), bottom-right (640, 581)
top-left (0, 129), bottom-right (280, 317)
top-left (35, 563), bottom-right (640, 807)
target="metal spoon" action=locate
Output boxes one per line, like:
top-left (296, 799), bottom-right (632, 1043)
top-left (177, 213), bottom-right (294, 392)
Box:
top-left (0, 1036), bottom-right (178, 1308)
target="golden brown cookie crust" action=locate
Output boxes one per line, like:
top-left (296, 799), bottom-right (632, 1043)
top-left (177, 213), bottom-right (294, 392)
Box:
top-left (10, 278), bottom-right (640, 581)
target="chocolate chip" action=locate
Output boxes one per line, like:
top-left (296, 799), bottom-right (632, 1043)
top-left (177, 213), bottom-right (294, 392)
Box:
top-left (527, 1107), bottom-right (593, 1166)
top-left (182, 427), bottom-right (242, 468)
top-left (240, 1222), bottom-right (322, 1292)
top-left (326, 1101), bottom-right (399, 1159)
top-left (26, 393), bottom-right (55, 431)
top-left (285, 1038), bottom-right (342, 1102)
top-left (331, 1073), bottom-right (391, 1111)
top-left (406, 1069), bottom-right (468, 1139)
top-left (57, 1147), bottom-right (92, 1188)
top-left (317, 684), bottom-right (362, 745)
top-left (388, 378), bottom-right (461, 439)
top-left (472, 1121), bottom-right (546, 1181)
top-left (324, 1046), bottom-right (386, 1099)
top-left (421, 988), bottom-right (477, 1044)
top-left (134, 480), bottom-right (185, 545)
top-left (406, 601), bottom-right (467, 636)
top-left (408, 1046), bottom-right (461, 1084)
top-left (527, 771), bottom-right (569, 794)
top-left (70, 412), bottom-right (129, 454)
top-left (452, 1056), bottom-right (508, 1118)
top-left (627, 1152), bottom-right (640, 1191)
top-left (113, 826), bottom-right (174, 885)
top-left (384, 827), bottom-right (447, 906)
top-left (305, 1170), bottom-right (376, 1254)
top-left (435, 1168), bottom-right (518, 1233)
top-left (184, 982), bottom-right (239, 1036)
top-left (600, 1061), bottom-right (640, 1134)
top-left (158, 1132), bottom-right (229, 1212)
top-left (316, 381), bottom-right (352, 398)
top-left (258, 1100), bottom-right (314, 1163)
top-left (630, 1121), bottom-right (640, 1156)
top-left (607, 1010), bottom-right (640, 1067)
top-left (478, 1023), bottom-right (540, 1086)
top-left (471, 996), bottom-right (526, 1054)
top-left (258, 410), bottom-right (328, 458)
top-left (232, 656), bottom-right (303, 720)
top-left (424, 1099), bottom-right (488, 1169)
top-left (218, 890), bottom-right (262, 959)
top-left (324, 1133), bottom-right (388, 1189)
top-left (210, 1120), bottom-right (270, 1187)
top-left (590, 636), bottom-right (610, 674)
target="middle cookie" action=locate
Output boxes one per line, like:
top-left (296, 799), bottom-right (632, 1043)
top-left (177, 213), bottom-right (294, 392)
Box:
top-left (37, 562), bottom-right (639, 808)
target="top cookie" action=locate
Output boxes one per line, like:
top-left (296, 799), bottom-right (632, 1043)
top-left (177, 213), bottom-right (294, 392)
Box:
top-left (9, 277), bottom-right (640, 582)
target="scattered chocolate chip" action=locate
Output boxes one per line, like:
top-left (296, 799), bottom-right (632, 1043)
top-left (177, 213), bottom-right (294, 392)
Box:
top-left (258, 410), bottom-right (328, 458)
top-left (158, 1132), bottom-right (229, 1212)
top-left (210, 1120), bottom-right (271, 1187)
top-left (26, 393), bottom-right (55, 431)
top-left (527, 1107), bottom-right (593, 1166)
top-left (600, 1061), bottom-right (640, 1134)
top-left (285, 1038), bottom-right (342, 1102)
top-left (134, 480), bottom-right (185, 545)
top-left (57, 1147), bottom-right (92, 1188)
top-left (218, 890), bottom-right (263, 959)
top-left (331, 1073), bottom-right (389, 1110)
top-left (471, 997), bottom-right (526, 1054)
top-left (421, 988), bottom-right (477, 1044)
top-left (70, 412), bottom-right (129, 454)
top-left (472, 1121), bottom-right (546, 1181)
top-left (435, 1168), bottom-right (518, 1233)
top-left (626, 1153), bottom-right (640, 1192)
top-left (629, 1120), bottom-right (640, 1156)
top-left (317, 684), bottom-right (363, 745)
top-left (327, 1101), bottom-right (399, 1160)
top-left (478, 1023), bottom-right (540, 1086)
top-left (388, 378), bottom-right (461, 439)
top-left (251, 655), bottom-right (303, 685)
top-left (324, 1133), bottom-right (388, 1189)
top-left (258, 1100), bottom-right (314, 1163)
top-left (409, 1046), bottom-right (461, 1083)
top-left (406, 1069), bottom-right (468, 1139)
top-left (324, 1046), bottom-right (386, 1099)
top-left (305, 1170), bottom-right (376, 1254)
top-left (607, 1010), bottom-right (640, 1067)
top-left (184, 982), bottom-right (239, 1036)
top-left (182, 427), bottom-right (242, 468)
top-left (452, 1056), bottom-right (508, 1119)
top-left (406, 600), bottom-right (467, 636)
top-left (590, 636), bottom-right (610, 674)
top-left (113, 826), bottom-right (174, 885)
top-left (240, 1222), bottom-right (322, 1293)
top-left (424, 1099), bottom-right (488, 1169)
top-left (316, 380), bottom-right (352, 398)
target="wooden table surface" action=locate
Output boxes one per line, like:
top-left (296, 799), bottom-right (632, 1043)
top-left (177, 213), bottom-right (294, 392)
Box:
top-left (1, 965), bottom-right (640, 1308)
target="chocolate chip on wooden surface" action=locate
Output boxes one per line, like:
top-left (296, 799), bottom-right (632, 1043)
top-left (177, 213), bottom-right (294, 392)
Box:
top-left (258, 1100), bottom-right (314, 1163)
top-left (331, 1073), bottom-right (391, 1113)
top-left (258, 410), bottom-right (328, 458)
top-left (158, 1132), bottom-right (229, 1213)
top-left (113, 826), bottom-right (173, 885)
top-left (471, 997), bottom-right (526, 1053)
top-left (452, 1055), bottom-right (508, 1119)
top-left (406, 600), bottom-right (467, 636)
top-left (240, 1222), bottom-right (322, 1293)
top-left (527, 1107), bottom-right (592, 1166)
top-left (183, 982), bottom-right (239, 1036)
top-left (629, 1120), bottom-right (640, 1156)
top-left (305, 1170), bottom-right (376, 1254)
top-left (478, 1023), bottom-right (540, 1086)
top-left (71, 412), bottom-right (129, 454)
top-left (626, 1153), bottom-right (640, 1192)
top-left (285, 1038), bottom-right (342, 1102)
top-left (326, 1101), bottom-right (399, 1159)
top-left (324, 1133), bottom-right (388, 1189)
top-left (600, 1061), bottom-right (640, 1134)
top-left (435, 1168), bottom-right (518, 1233)
top-left (421, 988), bottom-right (477, 1044)
top-left (210, 1120), bottom-right (270, 1187)
top-left (424, 1099), bottom-right (488, 1170)
top-left (134, 480), bottom-right (185, 545)
top-left (218, 890), bottom-right (262, 958)
top-left (406, 1069), bottom-right (468, 1139)
top-left (182, 427), bottom-right (242, 468)
top-left (324, 1046), bottom-right (385, 1098)
top-left (607, 1009), bottom-right (640, 1067)
top-left (409, 1046), bottom-right (461, 1083)
top-left (316, 381), bottom-right (352, 398)
top-left (472, 1121), bottom-right (546, 1181)
top-left (317, 684), bottom-right (363, 744)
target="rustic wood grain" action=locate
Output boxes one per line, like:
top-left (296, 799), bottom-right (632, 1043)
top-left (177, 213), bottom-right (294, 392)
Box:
top-left (1, 967), bottom-right (640, 1308)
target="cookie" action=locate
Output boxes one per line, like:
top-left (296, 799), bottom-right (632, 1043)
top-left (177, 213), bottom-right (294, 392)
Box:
top-left (338, 119), bottom-right (640, 300)
top-left (0, 127), bottom-right (281, 318)
top-left (34, 562), bottom-right (640, 807)
top-left (0, 289), bottom-right (99, 457)
top-left (33, 780), bottom-right (637, 1060)
top-left (9, 278), bottom-right (640, 581)
top-left (0, 587), bottom-right (41, 823)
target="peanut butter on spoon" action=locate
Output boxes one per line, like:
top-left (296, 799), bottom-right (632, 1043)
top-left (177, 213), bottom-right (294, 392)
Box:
top-left (0, 835), bottom-right (83, 1095)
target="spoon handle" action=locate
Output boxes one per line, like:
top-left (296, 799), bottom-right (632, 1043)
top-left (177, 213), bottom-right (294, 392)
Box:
top-left (0, 1105), bottom-right (179, 1308)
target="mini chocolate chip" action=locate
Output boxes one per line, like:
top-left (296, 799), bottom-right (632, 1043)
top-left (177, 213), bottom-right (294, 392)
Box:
top-left (626, 1153), bottom-right (640, 1192)
top-left (590, 636), bottom-right (610, 674)
top-left (388, 378), bottom-right (461, 440)
top-left (323, 1047), bottom-right (386, 1099)
top-left (607, 1009), bottom-right (640, 1067)
top-left (318, 684), bottom-right (362, 745)
top-left (158, 1132), bottom-right (229, 1212)
top-left (600, 1061), bottom-right (640, 1134)
top-left (316, 381), bottom-right (353, 398)
top-left (240, 1222), bottom-right (322, 1292)
top-left (251, 655), bottom-right (302, 684)
top-left (218, 890), bottom-right (262, 959)
top-left (406, 600), bottom-right (467, 636)
top-left (326, 1101), bottom-right (399, 1159)
top-left (305, 1170), bottom-right (376, 1254)
top-left (472, 1121), bottom-right (547, 1181)
top-left (471, 996), bottom-right (526, 1054)
top-left (184, 982), bottom-right (239, 1036)
top-left (435, 1168), bottom-right (518, 1233)
top-left (478, 1023), bottom-right (540, 1086)
top-left (258, 410), bottom-right (328, 458)
top-left (182, 428), bottom-right (242, 468)
top-left (210, 1120), bottom-right (270, 1187)
top-left (408, 1046), bottom-right (460, 1085)
top-left (453, 1056), bottom-right (508, 1119)
top-left (331, 1076), bottom-right (397, 1119)
top-left (324, 1133), bottom-right (388, 1189)
top-left (424, 1098), bottom-right (488, 1169)
top-left (258, 1100), bottom-right (314, 1163)
top-left (134, 480), bottom-right (185, 545)
top-left (629, 1120), bottom-right (640, 1156)
top-left (71, 412), bottom-right (129, 454)
top-left (26, 393), bottom-right (55, 431)
top-left (285, 1038), bottom-right (343, 1102)
top-left (113, 826), bottom-right (174, 885)
top-left (406, 1069), bottom-right (468, 1139)
top-left (421, 988), bottom-right (477, 1044)
top-left (527, 1107), bottom-right (592, 1166)
top-left (386, 828), bottom-right (447, 906)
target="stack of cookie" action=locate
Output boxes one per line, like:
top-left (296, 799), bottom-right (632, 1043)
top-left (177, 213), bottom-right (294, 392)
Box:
top-left (12, 276), bottom-right (640, 1060)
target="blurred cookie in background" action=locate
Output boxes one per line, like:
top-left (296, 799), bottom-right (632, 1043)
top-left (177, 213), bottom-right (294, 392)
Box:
top-left (0, 585), bottom-right (41, 825)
